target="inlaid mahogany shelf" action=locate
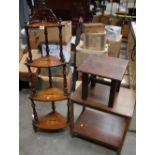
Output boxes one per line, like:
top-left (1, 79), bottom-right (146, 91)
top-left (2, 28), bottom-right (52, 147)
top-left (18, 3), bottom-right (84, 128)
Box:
top-left (25, 6), bottom-right (69, 132)
top-left (26, 56), bottom-right (65, 68)
top-left (70, 84), bottom-right (135, 155)
top-left (31, 87), bottom-right (68, 102)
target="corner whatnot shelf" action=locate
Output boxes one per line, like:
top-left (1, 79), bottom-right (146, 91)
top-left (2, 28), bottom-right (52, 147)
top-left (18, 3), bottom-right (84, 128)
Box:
top-left (25, 5), bottom-right (69, 132)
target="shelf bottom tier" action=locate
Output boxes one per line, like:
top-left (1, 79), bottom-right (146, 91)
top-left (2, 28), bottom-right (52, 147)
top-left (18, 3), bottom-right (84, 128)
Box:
top-left (73, 109), bottom-right (127, 150)
top-left (34, 111), bottom-right (67, 130)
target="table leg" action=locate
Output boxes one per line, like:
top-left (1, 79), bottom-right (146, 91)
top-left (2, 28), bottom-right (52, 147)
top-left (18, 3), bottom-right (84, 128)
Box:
top-left (116, 81), bottom-right (121, 92)
top-left (82, 73), bottom-right (89, 99)
top-left (108, 80), bottom-right (117, 107)
top-left (67, 98), bottom-right (70, 123)
top-left (70, 101), bottom-right (74, 136)
top-left (91, 75), bottom-right (96, 88)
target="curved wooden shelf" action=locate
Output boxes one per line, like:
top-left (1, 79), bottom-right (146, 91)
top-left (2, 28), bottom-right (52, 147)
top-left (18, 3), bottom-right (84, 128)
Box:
top-left (31, 87), bottom-right (68, 102)
top-left (34, 111), bottom-right (67, 130)
top-left (27, 56), bottom-right (65, 68)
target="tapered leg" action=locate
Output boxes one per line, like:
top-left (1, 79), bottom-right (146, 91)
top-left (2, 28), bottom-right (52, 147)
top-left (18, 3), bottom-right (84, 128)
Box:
top-left (91, 75), bottom-right (96, 88)
top-left (67, 98), bottom-right (70, 123)
top-left (70, 101), bottom-right (74, 136)
top-left (82, 73), bottom-right (89, 99)
top-left (116, 81), bottom-right (121, 92)
top-left (108, 80), bottom-right (117, 107)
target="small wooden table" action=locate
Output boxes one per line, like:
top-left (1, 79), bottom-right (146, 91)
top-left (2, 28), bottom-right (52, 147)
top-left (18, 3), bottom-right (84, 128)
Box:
top-left (70, 83), bottom-right (136, 155)
top-left (77, 55), bottom-right (129, 107)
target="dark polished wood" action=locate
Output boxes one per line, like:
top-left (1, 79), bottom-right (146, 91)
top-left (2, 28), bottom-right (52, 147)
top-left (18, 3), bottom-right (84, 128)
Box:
top-left (29, 5), bottom-right (58, 24)
top-left (78, 55), bottom-right (129, 107)
top-left (25, 27), bottom-right (32, 62)
top-left (46, 0), bottom-right (90, 33)
top-left (63, 64), bottom-right (68, 95)
top-left (44, 26), bottom-right (50, 56)
top-left (70, 83), bottom-right (136, 154)
top-left (27, 64), bottom-right (36, 96)
top-left (82, 73), bottom-right (89, 99)
top-left (25, 7), bottom-right (69, 131)
top-left (30, 98), bottom-right (38, 123)
top-left (70, 83), bottom-right (136, 118)
top-left (109, 80), bottom-right (117, 107)
top-left (58, 19), bottom-right (65, 62)
top-left (78, 55), bottom-right (129, 81)
top-left (73, 109), bottom-right (126, 150)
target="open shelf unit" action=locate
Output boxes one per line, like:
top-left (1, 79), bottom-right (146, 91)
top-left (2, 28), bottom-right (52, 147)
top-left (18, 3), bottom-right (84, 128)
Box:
top-left (70, 83), bottom-right (135, 155)
top-left (73, 109), bottom-right (126, 150)
top-left (25, 5), bottom-right (69, 132)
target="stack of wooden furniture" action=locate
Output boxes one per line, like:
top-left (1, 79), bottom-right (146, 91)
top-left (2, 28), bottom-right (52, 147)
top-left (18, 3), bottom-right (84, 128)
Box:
top-left (25, 5), bottom-right (70, 132)
top-left (70, 55), bottom-right (136, 155)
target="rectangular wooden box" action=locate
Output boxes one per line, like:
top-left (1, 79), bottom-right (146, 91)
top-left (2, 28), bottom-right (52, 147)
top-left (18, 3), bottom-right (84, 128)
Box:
top-left (29, 21), bottom-right (72, 49)
top-left (83, 23), bottom-right (105, 33)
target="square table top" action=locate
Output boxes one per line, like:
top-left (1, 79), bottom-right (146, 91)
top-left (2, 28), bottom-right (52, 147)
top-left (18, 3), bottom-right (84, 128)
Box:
top-left (77, 55), bottom-right (129, 81)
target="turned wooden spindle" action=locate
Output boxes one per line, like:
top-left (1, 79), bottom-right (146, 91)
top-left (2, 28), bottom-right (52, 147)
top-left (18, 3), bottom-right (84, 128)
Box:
top-left (44, 26), bottom-right (53, 87)
top-left (44, 26), bottom-right (50, 56)
top-left (52, 101), bottom-right (56, 112)
top-left (58, 19), bottom-right (65, 62)
top-left (30, 98), bottom-right (38, 123)
top-left (26, 59), bottom-right (36, 96)
top-left (63, 64), bottom-right (68, 95)
top-left (25, 26), bottom-right (32, 62)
